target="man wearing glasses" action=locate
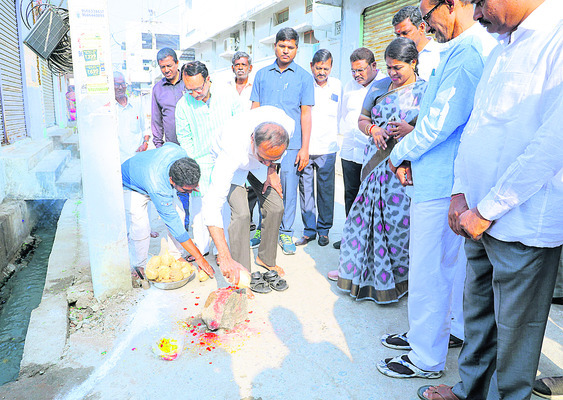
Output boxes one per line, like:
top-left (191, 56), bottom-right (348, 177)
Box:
top-left (378, 0), bottom-right (497, 380)
top-left (202, 106), bottom-right (294, 285)
top-left (175, 61), bottom-right (242, 271)
top-left (333, 47), bottom-right (385, 250)
top-left (121, 145), bottom-right (213, 280)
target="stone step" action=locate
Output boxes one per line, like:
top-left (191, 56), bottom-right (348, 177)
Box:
top-left (47, 127), bottom-right (73, 150)
top-left (61, 134), bottom-right (80, 158)
top-left (56, 159), bottom-right (82, 199)
top-left (32, 150), bottom-right (71, 196)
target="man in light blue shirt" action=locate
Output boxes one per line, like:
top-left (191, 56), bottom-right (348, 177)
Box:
top-left (121, 143), bottom-right (213, 277)
top-left (250, 27), bottom-right (315, 256)
top-left (377, 0), bottom-right (498, 380)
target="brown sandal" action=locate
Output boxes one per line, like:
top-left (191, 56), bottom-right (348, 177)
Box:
top-left (418, 385), bottom-right (460, 400)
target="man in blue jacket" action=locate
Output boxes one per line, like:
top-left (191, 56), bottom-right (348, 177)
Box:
top-left (121, 143), bottom-right (213, 277)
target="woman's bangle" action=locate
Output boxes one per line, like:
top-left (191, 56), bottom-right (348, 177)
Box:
top-left (368, 124), bottom-right (376, 136)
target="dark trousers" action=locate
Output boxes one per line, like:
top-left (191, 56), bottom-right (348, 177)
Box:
top-left (453, 235), bottom-right (561, 400)
top-left (341, 158), bottom-right (362, 217)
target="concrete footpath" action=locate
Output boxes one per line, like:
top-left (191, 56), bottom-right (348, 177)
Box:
top-left (0, 182), bottom-right (561, 400)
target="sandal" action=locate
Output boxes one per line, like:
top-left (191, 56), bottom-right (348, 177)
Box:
top-left (381, 333), bottom-right (463, 350)
top-left (187, 252), bottom-right (209, 263)
top-left (418, 385), bottom-right (460, 400)
top-left (533, 376), bottom-right (563, 399)
top-left (249, 272), bottom-right (272, 294)
top-left (262, 270), bottom-right (289, 291)
top-left (377, 354), bottom-right (443, 379)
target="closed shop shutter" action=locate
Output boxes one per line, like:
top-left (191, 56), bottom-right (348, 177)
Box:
top-left (362, 0), bottom-right (419, 73)
top-left (0, 0), bottom-right (27, 144)
top-left (39, 58), bottom-right (56, 127)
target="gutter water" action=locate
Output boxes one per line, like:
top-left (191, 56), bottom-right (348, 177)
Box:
top-left (0, 200), bottom-right (65, 386)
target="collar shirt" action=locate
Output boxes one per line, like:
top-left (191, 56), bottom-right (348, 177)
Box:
top-left (310, 76), bottom-right (341, 155)
top-left (250, 60), bottom-right (315, 150)
top-left (121, 143), bottom-right (190, 243)
top-left (203, 106), bottom-right (295, 228)
top-left (116, 97), bottom-right (148, 163)
top-left (338, 70), bottom-right (386, 163)
top-left (418, 38), bottom-right (442, 81)
top-left (390, 23), bottom-right (498, 203)
top-left (226, 79), bottom-right (253, 110)
top-left (175, 84), bottom-right (242, 197)
top-left (453, 0), bottom-right (563, 247)
top-left (151, 77), bottom-right (185, 147)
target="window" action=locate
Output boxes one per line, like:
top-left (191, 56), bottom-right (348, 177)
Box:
top-left (155, 34), bottom-right (180, 50)
top-left (121, 42), bottom-right (126, 51)
top-left (142, 59), bottom-right (151, 71)
top-left (141, 33), bottom-right (152, 49)
top-left (305, 0), bottom-right (313, 13)
top-left (303, 30), bottom-right (318, 44)
top-left (274, 8), bottom-right (289, 25)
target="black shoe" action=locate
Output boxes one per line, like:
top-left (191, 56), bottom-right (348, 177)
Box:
top-left (333, 241), bottom-right (341, 249)
top-left (295, 235), bottom-right (316, 246)
top-left (318, 235), bottom-right (329, 246)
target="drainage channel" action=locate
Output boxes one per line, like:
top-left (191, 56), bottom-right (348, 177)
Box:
top-left (0, 200), bottom-right (65, 386)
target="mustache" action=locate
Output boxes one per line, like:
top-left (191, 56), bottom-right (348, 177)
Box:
top-left (477, 17), bottom-right (491, 26)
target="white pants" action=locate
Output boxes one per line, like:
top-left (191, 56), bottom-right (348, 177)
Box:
top-left (123, 189), bottom-right (184, 268)
top-left (190, 194), bottom-right (231, 256)
top-left (407, 197), bottom-right (466, 371)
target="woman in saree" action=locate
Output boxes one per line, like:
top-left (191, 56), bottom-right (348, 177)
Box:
top-left (329, 37), bottom-right (427, 304)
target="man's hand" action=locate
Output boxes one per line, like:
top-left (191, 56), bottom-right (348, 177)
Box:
top-left (387, 119), bottom-right (414, 140)
top-left (136, 142), bottom-right (148, 152)
top-left (218, 256), bottom-right (247, 286)
top-left (263, 165), bottom-right (283, 198)
top-left (389, 159), bottom-right (413, 186)
top-left (460, 207), bottom-right (492, 240)
top-left (448, 194), bottom-right (470, 237)
top-left (195, 256), bottom-right (214, 278)
top-left (295, 148), bottom-right (309, 172)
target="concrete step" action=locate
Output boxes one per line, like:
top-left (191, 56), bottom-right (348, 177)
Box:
top-left (56, 159), bottom-right (82, 198)
top-left (47, 127), bottom-right (73, 150)
top-left (32, 150), bottom-right (71, 196)
top-left (61, 134), bottom-right (80, 158)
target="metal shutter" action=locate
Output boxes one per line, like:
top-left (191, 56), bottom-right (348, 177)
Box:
top-left (362, 0), bottom-right (420, 74)
top-left (39, 58), bottom-right (56, 127)
top-left (0, 0), bottom-right (27, 144)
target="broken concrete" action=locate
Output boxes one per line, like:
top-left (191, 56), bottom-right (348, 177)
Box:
top-left (202, 287), bottom-right (248, 330)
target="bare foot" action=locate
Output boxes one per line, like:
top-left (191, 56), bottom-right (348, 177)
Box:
top-left (255, 256), bottom-right (285, 277)
top-left (150, 231), bottom-right (159, 238)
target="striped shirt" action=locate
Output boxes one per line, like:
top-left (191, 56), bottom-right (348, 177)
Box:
top-left (175, 84), bottom-right (242, 196)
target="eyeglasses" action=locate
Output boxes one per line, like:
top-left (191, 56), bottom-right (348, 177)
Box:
top-left (114, 82), bottom-right (127, 88)
top-left (252, 135), bottom-right (283, 166)
top-left (186, 80), bottom-right (208, 94)
top-left (422, 1), bottom-right (444, 23)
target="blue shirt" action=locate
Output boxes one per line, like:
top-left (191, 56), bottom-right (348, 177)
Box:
top-left (250, 60), bottom-right (315, 149)
top-left (121, 143), bottom-right (191, 243)
top-left (390, 23), bottom-right (497, 203)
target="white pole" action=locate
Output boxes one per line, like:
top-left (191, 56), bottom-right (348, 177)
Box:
top-left (68, 0), bottom-right (131, 298)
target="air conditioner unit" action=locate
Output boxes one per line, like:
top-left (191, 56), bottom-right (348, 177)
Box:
top-left (224, 37), bottom-right (237, 52)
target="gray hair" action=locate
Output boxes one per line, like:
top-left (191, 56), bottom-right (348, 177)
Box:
top-left (392, 6), bottom-right (423, 27)
top-left (169, 157), bottom-right (200, 187)
top-left (253, 122), bottom-right (289, 149)
top-left (232, 51), bottom-right (252, 65)
top-left (312, 49), bottom-right (332, 65)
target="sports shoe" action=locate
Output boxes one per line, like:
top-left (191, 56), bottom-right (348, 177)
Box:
top-left (278, 234), bottom-right (296, 255)
top-left (250, 229), bottom-right (261, 248)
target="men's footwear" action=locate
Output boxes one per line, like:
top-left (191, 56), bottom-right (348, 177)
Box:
top-left (381, 332), bottom-right (410, 350)
top-left (417, 385), bottom-right (460, 400)
top-left (381, 333), bottom-right (464, 351)
top-left (327, 270), bottom-right (339, 281)
top-left (187, 252), bottom-right (209, 263)
top-left (533, 376), bottom-right (563, 399)
top-left (250, 229), bottom-right (261, 249)
top-left (318, 235), bottom-right (329, 246)
top-left (377, 354), bottom-right (443, 379)
top-left (333, 240), bottom-right (341, 249)
top-left (278, 234), bottom-right (296, 255)
top-left (295, 235), bottom-right (316, 246)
